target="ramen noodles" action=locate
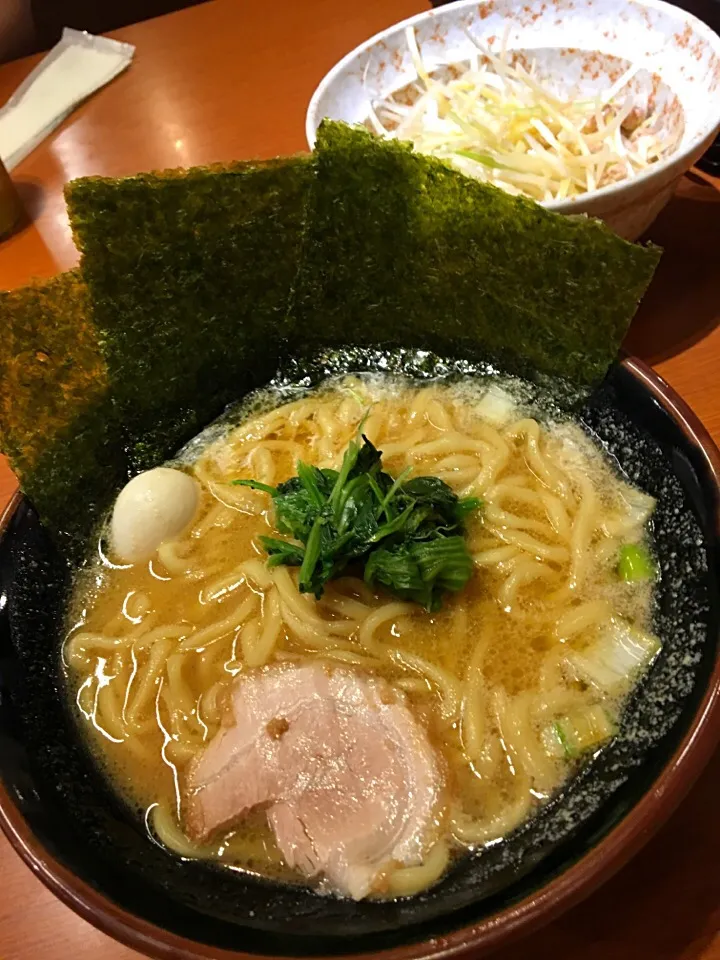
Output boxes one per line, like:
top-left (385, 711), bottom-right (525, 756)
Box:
top-left (64, 375), bottom-right (660, 899)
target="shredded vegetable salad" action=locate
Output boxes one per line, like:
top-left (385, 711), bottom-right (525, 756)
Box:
top-left (365, 27), bottom-right (680, 202)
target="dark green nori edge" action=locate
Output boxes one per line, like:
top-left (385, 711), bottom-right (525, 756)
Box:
top-left (65, 157), bottom-right (313, 470)
top-left (0, 271), bottom-right (124, 558)
top-left (7, 123), bottom-right (661, 554)
top-left (287, 121), bottom-right (661, 384)
top-left (26, 397), bottom-right (126, 560)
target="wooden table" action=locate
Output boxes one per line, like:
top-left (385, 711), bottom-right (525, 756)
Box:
top-left (0, 0), bottom-right (718, 957)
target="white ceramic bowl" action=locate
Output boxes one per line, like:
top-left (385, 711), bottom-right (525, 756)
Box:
top-left (306, 0), bottom-right (720, 239)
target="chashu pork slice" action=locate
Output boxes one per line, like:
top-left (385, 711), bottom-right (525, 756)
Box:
top-left (184, 663), bottom-right (443, 899)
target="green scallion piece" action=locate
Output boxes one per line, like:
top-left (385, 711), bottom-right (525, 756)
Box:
top-left (617, 543), bottom-right (656, 582)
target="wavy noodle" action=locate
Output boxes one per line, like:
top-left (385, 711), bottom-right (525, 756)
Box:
top-left (358, 602), bottom-right (416, 654)
top-left (199, 678), bottom-right (231, 730)
top-left (244, 588), bottom-right (282, 667)
top-left (65, 633), bottom-right (132, 666)
top-left (278, 603), bottom-right (338, 649)
top-left (318, 593), bottom-right (372, 620)
top-left (125, 636), bottom-right (175, 726)
top-left (450, 787), bottom-right (533, 845)
top-left (540, 491), bottom-right (572, 540)
top-left (240, 558), bottom-right (274, 591)
top-left (191, 502), bottom-right (235, 539)
top-left (165, 653), bottom-right (194, 720)
top-left (470, 730), bottom-right (503, 781)
top-left (411, 432), bottom-right (485, 457)
top-left (95, 678), bottom-right (126, 742)
top-left (490, 526), bottom-right (569, 563)
top-left (160, 684), bottom-right (204, 750)
top-left (152, 803), bottom-right (207, 858)
top-left (331, 577), bottom-right (378, 604)
top-left (396, 676), bottom-right (432, 694)
top-left (485, 501), bottom-right (561, 539)
top-left (177, 594), bottom-right (257, 652)
top-left (321, 649), bottom-right (384, 669)
top-left (66, 378), bottom-right (655, 899)
top-left (568, 475), bottom-right (598, 587)
top-left (377, 430), bottom-right (426, 462)
top-left (506, 419), bottom-right (574, 503)
top-left (470, 446), bottom-right (510, 494)
top-left (272, 567), bottom-right (319, 622)
top-left (205, 479), bottom-right (267, 515)
top-left (554, 599), bottom-right (611, 640)
top-left (472, 545), bottom-right (519, 566)
top-left (388, 648), bottom-right (462, 720)
top-left (499, 689), bottom-right (559, 795)
top-left (386, 840), bottom-right (450, 898)
top-left (499, 557), bottom-right (557, 608)
top-left (199, 567), bottom-right (247, 605)
top-left (157, 540), bottom-right (193, 576)
top-left (461, 649), bottom-right (488, 763)
top-left (426, 398), bottom-right (454, 432)
top-left (247, 445), bottom-right (276, 485)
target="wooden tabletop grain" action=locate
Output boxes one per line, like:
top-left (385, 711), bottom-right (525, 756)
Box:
top-left (0, 1), bottom-right (718, 958)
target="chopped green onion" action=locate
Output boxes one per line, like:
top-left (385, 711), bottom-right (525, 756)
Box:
top-left (617, 543), bottom-right (656, 582)
top-left (543, 705), bottom-right (616, 759)
top-left (564, 618), bottom-right (660, 693)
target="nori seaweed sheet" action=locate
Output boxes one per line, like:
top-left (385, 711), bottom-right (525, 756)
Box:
top-left (0, 271), bottom-right (124, 555)
top-left (5, 124), bottom-right (662, 550)
top-left (65, 157), bottom-right (313, 469)
top-left (0, 271), bottom-right (103, 470)
top-left (287, 121), bottom-right (661, 384)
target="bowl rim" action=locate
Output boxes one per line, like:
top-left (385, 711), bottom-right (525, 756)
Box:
top-left (304, 0), bottom-right (720, 213)
top-left (0, 354), bottom-right (719, 960)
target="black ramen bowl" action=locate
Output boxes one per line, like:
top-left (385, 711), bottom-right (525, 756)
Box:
top-left (0, 352), bottom-right (719, 960)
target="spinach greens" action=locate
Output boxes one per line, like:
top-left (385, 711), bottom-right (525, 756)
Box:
top-left (233, 431), bottom-right (480, 611)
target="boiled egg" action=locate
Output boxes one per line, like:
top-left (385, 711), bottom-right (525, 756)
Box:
top-left (110, 467), bottom-right (199, 564)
